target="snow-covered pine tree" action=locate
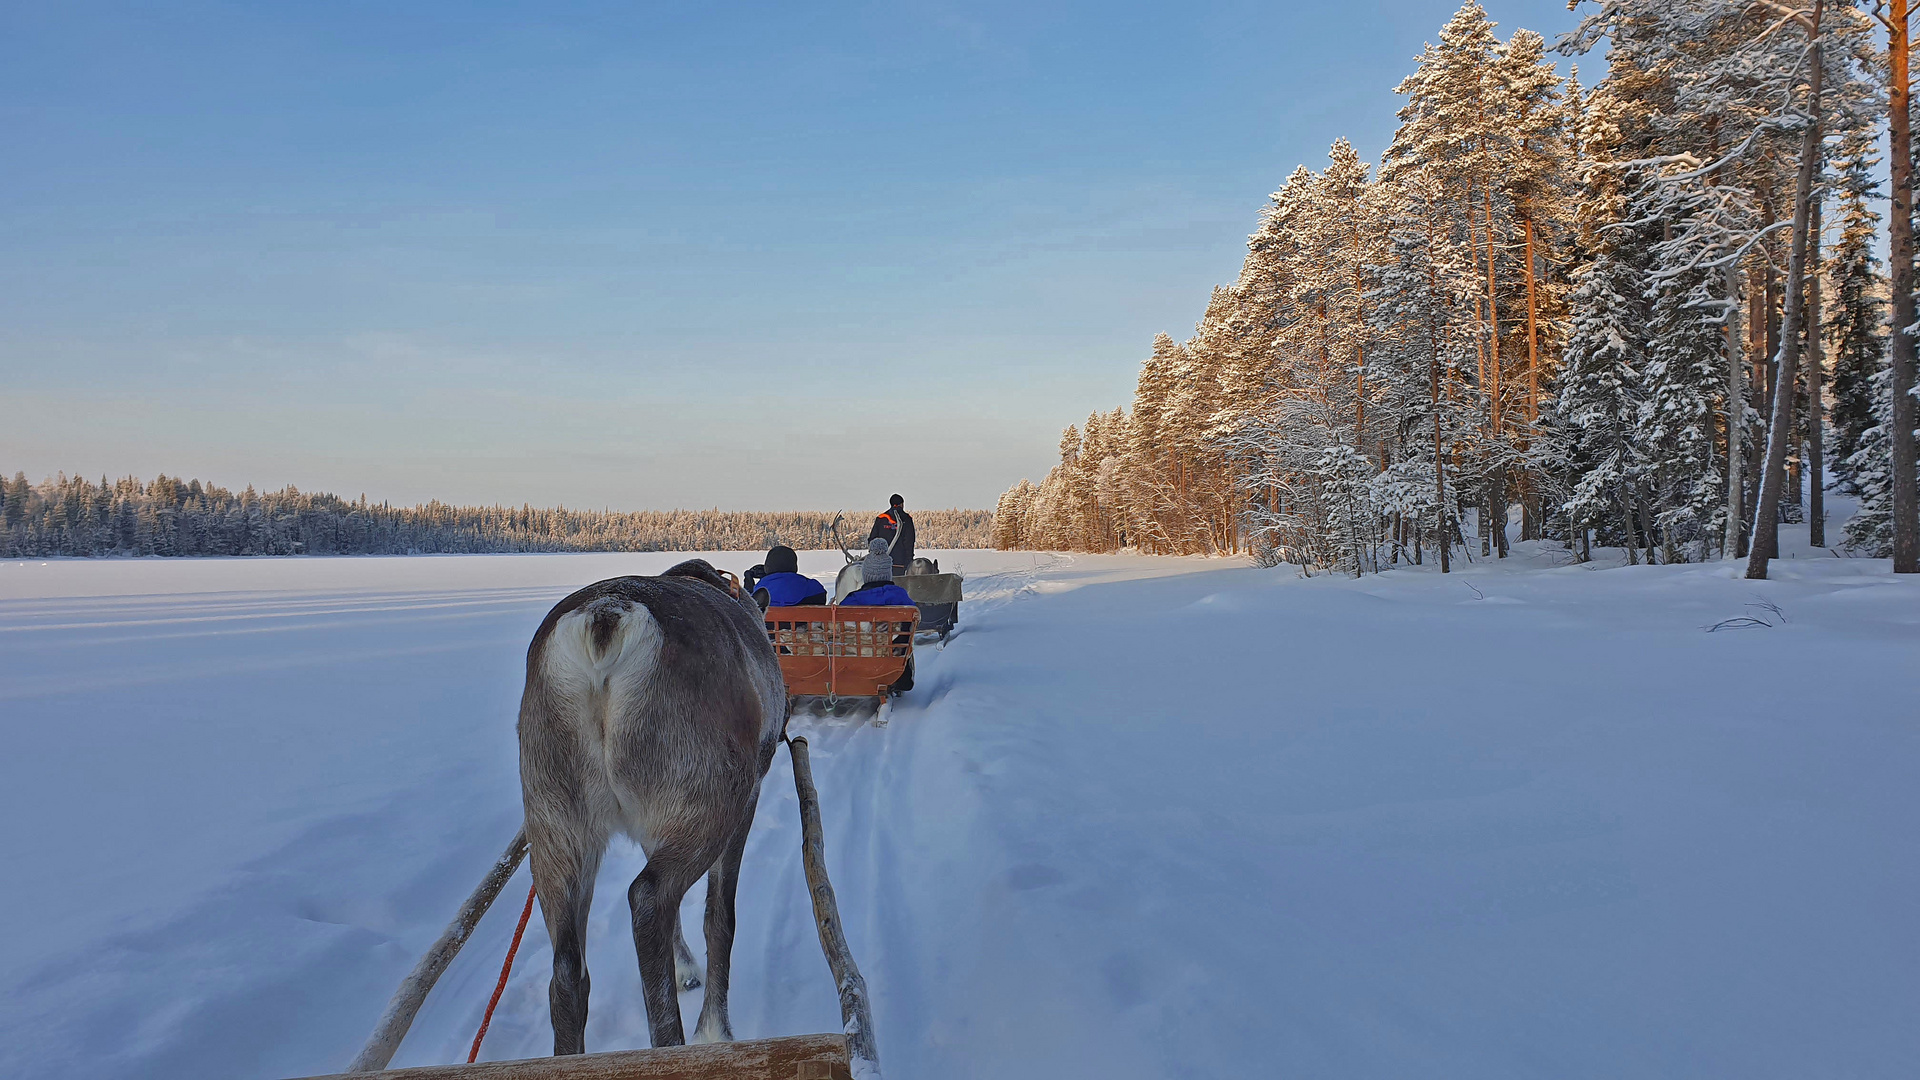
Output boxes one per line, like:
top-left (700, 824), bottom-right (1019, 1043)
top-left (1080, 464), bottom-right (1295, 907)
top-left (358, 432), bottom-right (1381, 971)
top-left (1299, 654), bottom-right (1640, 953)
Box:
top-left (1366, 170), bottom-right (1483, 570)
top-left (992, 480), bottom-right (1037, 550)
top-left (1497, 28), bottom-right (1576, 541)
top-left (1385, 2), bottom-right (1513, 556)
top-left (1123, 333), bottom-right (1185, 553)
top-left (1555, 245), bottom-right (1652, 559)
top-left (1641, 258), bottom-right (1728, 560)
top-left (1825, 127), bottom-right (1886, 480)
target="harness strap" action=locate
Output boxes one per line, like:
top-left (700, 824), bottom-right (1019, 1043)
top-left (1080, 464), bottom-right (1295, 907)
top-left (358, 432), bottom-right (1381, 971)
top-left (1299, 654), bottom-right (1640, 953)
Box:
top-left (826, 605), bottom-right (838, 705)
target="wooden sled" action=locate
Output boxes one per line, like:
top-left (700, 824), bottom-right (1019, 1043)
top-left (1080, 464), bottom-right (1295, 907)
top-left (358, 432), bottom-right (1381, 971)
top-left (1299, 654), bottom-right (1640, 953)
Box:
top-left (764, 605), bottom-right (918, 704)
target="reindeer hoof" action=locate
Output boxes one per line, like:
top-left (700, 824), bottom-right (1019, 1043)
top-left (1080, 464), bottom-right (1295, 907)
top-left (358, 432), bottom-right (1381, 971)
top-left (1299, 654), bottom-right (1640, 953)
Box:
top-left (679, 973), bottom-right (702, 991)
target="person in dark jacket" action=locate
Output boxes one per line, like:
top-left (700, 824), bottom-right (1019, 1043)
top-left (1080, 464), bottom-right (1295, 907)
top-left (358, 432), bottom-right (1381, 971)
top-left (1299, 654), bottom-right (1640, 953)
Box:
top-left (868, 494), bottom-right (915, 575)
top-left (842, 538), bottom-right (914, 606)
top-left (746, 544), bottom-right (826, 610)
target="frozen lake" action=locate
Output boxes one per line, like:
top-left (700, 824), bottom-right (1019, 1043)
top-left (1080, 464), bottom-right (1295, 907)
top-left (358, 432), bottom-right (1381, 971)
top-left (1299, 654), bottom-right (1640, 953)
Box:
top-left (1, 538), bottom-right (1915, 1079)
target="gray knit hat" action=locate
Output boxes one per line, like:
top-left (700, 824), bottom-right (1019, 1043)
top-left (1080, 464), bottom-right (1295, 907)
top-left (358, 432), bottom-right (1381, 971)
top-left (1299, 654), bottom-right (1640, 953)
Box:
top-left (861, 537), bottom-right (893, 584)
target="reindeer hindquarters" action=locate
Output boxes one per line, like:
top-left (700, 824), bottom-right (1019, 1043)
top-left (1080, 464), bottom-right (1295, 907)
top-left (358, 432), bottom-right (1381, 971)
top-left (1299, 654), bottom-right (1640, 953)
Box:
top-left (519, 576), bottom-right (785, 1055)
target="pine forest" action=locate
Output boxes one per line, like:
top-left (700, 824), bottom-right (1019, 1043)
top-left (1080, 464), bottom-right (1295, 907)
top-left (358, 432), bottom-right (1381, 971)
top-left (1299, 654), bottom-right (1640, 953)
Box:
top-left (993, 0), bottom-right (1920, 580)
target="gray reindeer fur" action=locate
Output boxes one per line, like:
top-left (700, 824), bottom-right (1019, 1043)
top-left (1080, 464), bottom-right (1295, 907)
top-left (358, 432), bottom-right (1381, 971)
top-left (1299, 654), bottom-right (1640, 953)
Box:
top-left (517, 559), bottom-right (786, 1053)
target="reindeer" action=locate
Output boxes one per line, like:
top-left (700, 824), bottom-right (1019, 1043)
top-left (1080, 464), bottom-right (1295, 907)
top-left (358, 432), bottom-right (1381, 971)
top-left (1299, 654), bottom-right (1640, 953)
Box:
top-left (517, 559), bottom-right (787, 1053)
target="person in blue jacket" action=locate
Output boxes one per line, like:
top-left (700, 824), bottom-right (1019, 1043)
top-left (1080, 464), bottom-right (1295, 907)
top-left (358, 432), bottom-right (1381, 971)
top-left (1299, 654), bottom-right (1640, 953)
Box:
top-left (746, 545), bottom-right (826, 610)
top-left (842, 538), bottom-right (914, 606)
top-left (842, 538), bottom-right (916, 692)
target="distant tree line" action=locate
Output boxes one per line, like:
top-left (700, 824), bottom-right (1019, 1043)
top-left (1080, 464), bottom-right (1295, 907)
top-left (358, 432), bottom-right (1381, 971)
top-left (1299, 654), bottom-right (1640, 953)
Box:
top-left (0, 471), bottom-right (993, 557)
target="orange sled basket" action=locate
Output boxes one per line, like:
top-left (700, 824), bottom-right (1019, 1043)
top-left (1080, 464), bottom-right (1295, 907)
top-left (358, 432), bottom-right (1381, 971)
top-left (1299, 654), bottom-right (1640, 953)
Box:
top-left (765, 604), bottom-right (919, 702)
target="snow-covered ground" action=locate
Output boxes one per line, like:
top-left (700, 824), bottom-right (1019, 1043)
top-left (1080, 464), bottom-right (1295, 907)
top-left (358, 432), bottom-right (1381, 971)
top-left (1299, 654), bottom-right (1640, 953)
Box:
top-left (1, 528), bottom-right (1915, 1080)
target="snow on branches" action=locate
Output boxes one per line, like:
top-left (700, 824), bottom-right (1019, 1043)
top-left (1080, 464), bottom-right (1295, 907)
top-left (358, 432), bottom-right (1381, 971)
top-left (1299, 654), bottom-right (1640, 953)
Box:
top-left (995, 0), bottom-right (1913, 575)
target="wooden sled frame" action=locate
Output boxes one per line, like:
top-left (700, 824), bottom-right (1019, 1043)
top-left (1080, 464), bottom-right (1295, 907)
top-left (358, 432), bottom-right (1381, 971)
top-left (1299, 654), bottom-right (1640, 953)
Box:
top-left (305, 1034), bottom-right (850, 1080)
top-left (764, 605), bottom-right (918, 703)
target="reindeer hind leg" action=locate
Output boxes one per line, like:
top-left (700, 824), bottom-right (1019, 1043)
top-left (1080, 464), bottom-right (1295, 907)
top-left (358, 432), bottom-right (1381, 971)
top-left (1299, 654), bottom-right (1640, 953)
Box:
top-left (639, 844), bottom-right (704, 991)
top-left (673, 908), bottom-right (703, 990)
top-left (530, 836), bottom-right (603, 1056)
top-left (628, 842), bottom-right (720, 1047)
top-left (692, 794), bottom-right (759, 1044)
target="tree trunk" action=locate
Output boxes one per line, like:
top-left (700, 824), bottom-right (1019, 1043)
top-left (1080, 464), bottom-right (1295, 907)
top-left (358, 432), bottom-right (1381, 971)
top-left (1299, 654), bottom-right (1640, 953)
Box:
top-left (1724, 262), bottom-right (1746, 559)
top-left (1434, 366), bottom-right (1450, 574)
top-left (1748, 2), bottom-right (1824, 579)
top-left (1468, 188), bottom-right (1490, 395)
top-left (1763, 209), bottom-right (1782, 546)
top-left (1485, 186), bottom-right (1502, 426)
top-left (1638, 494), bottom-right (1659, 565)
top-left (1493, 468), bottom-right (1509, 558)
top-left (1429, 253), bottom-right (1451, 574)
top-left (1524, 215), bottom-right (1541, 428)
top-left (1788, 390), bottom-right (1803, 521)
top-left (1808, 195), bottom-right (1828, 548)
top-left (1746, 265), bottom-right (1766, 547)
top-left (1618, 492), bottom-right (1640, 566)
top-left (1523, 215), bottom-right (1543, 541)
top-left (1354, 234), bottom-right (1369, 459)
top-left (1765, 209), bottom-right (1782, 414)
top-left (1890, 0), bottom-right (1918, 572)
top-left (1484, 184), bottom-right (1508, 558)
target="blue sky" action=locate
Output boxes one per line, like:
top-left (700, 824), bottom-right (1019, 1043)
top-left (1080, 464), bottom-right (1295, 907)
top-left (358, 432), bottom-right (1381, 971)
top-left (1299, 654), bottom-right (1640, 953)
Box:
top-left (0, 0), bottom-right (1580, 511)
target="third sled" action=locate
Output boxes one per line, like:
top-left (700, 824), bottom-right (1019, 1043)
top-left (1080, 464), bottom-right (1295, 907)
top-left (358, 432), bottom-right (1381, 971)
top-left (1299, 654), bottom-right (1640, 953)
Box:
top-left (894, 563), bottom-right (961, 641)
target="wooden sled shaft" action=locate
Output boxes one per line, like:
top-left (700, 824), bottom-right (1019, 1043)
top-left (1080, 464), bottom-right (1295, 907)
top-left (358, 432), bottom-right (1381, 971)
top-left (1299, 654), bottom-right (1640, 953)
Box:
top-left (786, 736), bottom-right (880, 1076)
top-left (346, 829), bottom-right (529, 1073)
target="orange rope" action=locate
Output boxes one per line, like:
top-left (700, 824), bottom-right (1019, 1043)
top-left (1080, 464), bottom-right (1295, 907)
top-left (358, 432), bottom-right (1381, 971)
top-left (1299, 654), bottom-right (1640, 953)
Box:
top-left (468, 882), bottom-right (537, 1063)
